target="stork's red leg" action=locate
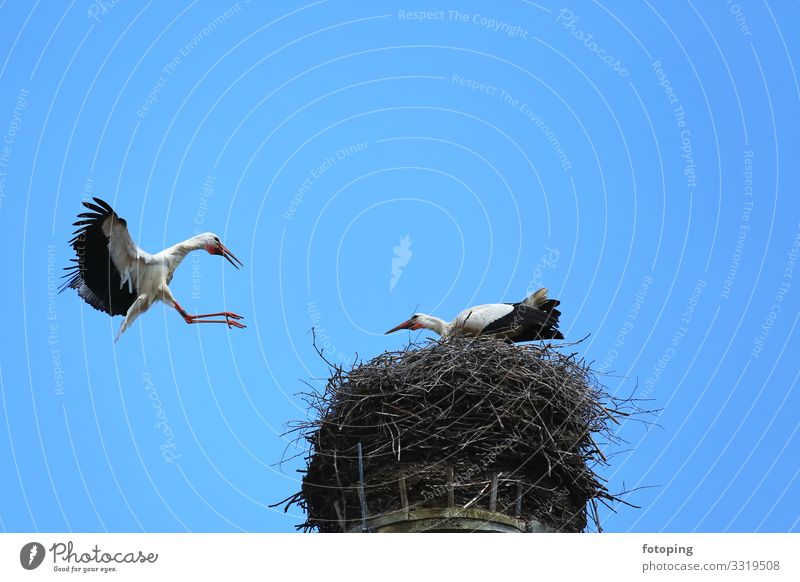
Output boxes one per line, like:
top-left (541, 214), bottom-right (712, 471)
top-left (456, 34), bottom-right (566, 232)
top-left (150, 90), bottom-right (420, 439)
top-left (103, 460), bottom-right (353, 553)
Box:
top-left (186, 318), bottom-right (246, 329)
top-left (172, 301), bottom-right (246, 329)
top-left (186, 311), bottom-right (244, 320)
top-left (188, 317), bottom-right (246, 329)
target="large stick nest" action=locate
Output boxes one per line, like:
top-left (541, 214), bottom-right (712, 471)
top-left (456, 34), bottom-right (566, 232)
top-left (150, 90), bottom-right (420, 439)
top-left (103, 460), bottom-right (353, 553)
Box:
top-left (281, 337), bottom-right (641, 532)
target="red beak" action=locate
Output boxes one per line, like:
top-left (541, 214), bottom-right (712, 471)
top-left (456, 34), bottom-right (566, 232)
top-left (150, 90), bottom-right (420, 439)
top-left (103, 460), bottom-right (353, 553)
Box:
top-left (218, 243), bottom-right (243, 269)
top-left (385, 319), bottom-right (415, 334)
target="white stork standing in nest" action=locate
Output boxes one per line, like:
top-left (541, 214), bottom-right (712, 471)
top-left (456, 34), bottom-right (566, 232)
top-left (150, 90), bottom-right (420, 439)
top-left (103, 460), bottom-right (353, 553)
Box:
top-left (59, 197), bottom-right (246, 341)
top-left (385, 288), bottom-right (563, 343)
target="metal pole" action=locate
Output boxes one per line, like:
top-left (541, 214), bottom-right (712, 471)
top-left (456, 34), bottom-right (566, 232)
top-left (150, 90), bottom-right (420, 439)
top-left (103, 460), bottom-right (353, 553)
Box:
top-left (357, 441), bottom-right (369, 532)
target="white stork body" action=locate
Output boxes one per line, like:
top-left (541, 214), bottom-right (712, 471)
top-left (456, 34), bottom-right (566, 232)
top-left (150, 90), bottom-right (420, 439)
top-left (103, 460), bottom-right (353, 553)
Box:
top-left (60, 198), bottom-right (245, 341)
top-left (385, 288), bottom-right (563, 343)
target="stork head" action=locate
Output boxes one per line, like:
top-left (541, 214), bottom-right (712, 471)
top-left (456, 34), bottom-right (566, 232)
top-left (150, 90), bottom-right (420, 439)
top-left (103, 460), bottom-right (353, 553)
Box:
top-left (201, 232), bottom-right (243, 269)
top-left (384, 313), bottom-right (448, 337)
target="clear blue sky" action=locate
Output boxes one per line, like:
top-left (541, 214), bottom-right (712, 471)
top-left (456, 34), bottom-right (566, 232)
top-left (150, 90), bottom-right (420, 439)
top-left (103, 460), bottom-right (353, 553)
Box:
top-left (0, 0), bottom-right (798, 533)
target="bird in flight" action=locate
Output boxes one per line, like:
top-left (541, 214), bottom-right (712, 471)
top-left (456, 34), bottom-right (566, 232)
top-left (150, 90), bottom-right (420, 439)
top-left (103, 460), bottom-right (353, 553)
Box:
top-left (59, 197), bottom-right (246, 341)
top-left (385, 288), bottom-right (563, 343)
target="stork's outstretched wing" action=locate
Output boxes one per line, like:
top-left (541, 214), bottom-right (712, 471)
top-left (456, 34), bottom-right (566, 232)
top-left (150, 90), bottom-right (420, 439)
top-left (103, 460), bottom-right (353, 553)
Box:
top-left (59, 197), bottom-right (140, 316)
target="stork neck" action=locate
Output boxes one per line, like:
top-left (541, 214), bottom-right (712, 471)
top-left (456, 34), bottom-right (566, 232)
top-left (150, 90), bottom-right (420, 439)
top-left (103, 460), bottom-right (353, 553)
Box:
top-left (162, 235), bottom-right (207, 269)
top-left (418, 314), bottom-right (450, 337)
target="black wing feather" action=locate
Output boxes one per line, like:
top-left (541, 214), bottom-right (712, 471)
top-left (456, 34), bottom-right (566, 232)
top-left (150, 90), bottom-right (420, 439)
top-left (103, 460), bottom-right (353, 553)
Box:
top-left (481, 298), bottom-right (564, 341)
top-left (58, 197), bottom-right (137, 316)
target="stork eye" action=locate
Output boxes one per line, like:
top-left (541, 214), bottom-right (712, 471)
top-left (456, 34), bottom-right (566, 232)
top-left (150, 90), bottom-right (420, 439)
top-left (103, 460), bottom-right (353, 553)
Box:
top-left (214, 236), bottom-right (220, 244)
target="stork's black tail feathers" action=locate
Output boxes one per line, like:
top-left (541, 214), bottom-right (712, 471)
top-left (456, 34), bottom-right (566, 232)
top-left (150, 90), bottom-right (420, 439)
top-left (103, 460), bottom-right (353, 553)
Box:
top-left (481, 289), bottom-right (564, 343)
top-left (535, 298), bottom-right (564, 340)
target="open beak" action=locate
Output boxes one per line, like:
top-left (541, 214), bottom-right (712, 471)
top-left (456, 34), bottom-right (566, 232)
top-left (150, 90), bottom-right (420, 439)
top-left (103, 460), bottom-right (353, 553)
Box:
top-left (385, 318), bottom-right (414, 334)
top-left (218, 243), bottom-right (243, 269)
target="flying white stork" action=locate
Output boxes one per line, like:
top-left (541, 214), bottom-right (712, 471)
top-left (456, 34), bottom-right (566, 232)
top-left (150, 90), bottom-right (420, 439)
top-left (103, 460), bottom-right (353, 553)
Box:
top-left (59, 197), bottom-right (246, 341)
top-left (385, 288), bottom-right (563, 343)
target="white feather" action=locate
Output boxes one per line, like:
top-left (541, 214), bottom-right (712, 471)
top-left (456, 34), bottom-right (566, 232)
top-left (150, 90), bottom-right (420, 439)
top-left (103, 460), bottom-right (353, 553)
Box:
top-left (452, 303), bottom-right (515, 335)
top-left (102, 214), bottom-right (147, 294)
top-left (522, 287), bottom-right (549, 308)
